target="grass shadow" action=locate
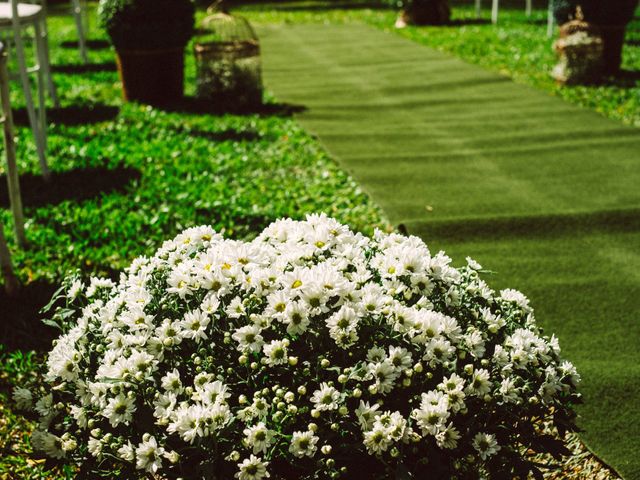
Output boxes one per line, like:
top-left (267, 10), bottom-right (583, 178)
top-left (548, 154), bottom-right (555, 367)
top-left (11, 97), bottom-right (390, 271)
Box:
top-left (51, 61), bottom-right (117, 74)
top-left (0, 166), bottom-right (141, 208)
top-left (12, 104), bottom-right (119, 127)
top-left (0, 280), bottom-right (60, 352)
top-left (159, 96), bottom-right (307, 117)
top-left (60, 39), bottom-right (111, 50)
top-left (402, 208), bottom-right (640, 242)
top-left (173, 126), bottom-right (266, 142)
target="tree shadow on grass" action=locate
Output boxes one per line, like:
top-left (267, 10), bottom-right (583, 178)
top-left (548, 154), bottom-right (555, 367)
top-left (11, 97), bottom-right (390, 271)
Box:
top-left (447, 18), bottom-right (492, 26)
top-left (51, 61), bottom-right (117, 74)
top-left (0, 166), bottom-right (141, 208)
top-left (12, 104), bottom-right (120, 126)
top-left (0, 281), bottom-right (60, 352)
top-left (60, 39), bottom-right (111, 50)
top-left (173, 126), bottom-right (267, 142)
top-left (402, 208), bottom-right (640, 242)
top-left (158, 96), bottom-right (307, 117)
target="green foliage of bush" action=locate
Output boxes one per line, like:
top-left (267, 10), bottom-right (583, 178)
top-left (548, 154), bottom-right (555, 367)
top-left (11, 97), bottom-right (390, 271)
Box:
top-left (97, 0), bottom-right (196, 50)
top-left (553, 0), bottom-right (639, 26)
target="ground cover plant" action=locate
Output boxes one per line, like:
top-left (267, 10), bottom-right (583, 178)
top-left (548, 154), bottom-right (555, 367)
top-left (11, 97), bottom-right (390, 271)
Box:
top-left (0, 4), bottom-right (387, 478)
top-left (16, 216), bottom-right (580, 479)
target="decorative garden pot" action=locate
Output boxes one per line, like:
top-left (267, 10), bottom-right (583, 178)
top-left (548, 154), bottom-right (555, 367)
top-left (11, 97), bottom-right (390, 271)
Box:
top-left (396, 0), bottom-right (450, 27)
top-left (596, 24), bottom-right (627, 75)
top-left (116, 47), bottom-right (185, 105)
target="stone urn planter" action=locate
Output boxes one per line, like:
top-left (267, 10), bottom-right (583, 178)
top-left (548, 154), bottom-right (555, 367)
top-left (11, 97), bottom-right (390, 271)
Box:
top-left (98, 0), bottom-right (195, 105)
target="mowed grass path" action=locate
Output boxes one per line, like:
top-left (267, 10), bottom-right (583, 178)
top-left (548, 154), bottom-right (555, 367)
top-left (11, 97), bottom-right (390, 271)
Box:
top-left (257, 22), bottom-right (640, 479)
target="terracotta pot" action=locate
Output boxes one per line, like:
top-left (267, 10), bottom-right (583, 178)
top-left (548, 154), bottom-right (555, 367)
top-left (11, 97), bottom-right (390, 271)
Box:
top-left (596, 24), bottom-right (627, 75)
top-left (116, 48), bottom-right (185, 105)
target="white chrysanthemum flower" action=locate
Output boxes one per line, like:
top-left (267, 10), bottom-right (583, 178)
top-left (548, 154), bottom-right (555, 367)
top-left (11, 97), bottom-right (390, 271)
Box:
top-left (472, 432), bottom-right (501, 460)
top-left (136, 435), bottom-right (164, 473)
top-left (161, 369), bottom-right (183, 393)
top-left (388, 346), bottom-right (412, 371)
top-left (500, 289), bottom-right (532, 313)
top-left (118, 441), bottom-right (135, 462)
top-left (244, 422), bottom-right (276, 454)
top-left (235, 454), bottom-right (270, 480)
top-left (180, 310), bottom-right (210, 342)
top-left (103, 393), bottom-right (136, 427)
top-left (466, 369), bottom-right (491, 397)
top-left (310, 383), bottom-right (341, 411)
top-left (13, 387), bottom-right (33, 410)
top-left (370, 360), bottom-right (399, 395)
top-left (435, 422), bottom-right (461, 450)
top-left (289, 430), bottom-right (319, 458)
top-left (262, 339), bottom-right (289, 366)
top-left (283, 301), bottom-right (310, 336)
top-left (232, 325), bottom-right (264, 353)
top-left (32, 430), bottom-right (65, 459)
top-left (355, 400), bottom-right (380, 430)
top-left (363, 425), bottom-right (392, 455)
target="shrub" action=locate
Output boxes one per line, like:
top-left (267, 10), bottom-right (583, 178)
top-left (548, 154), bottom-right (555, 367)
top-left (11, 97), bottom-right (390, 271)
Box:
top-left (17, 215), bottom-right (580, 479)
top-left (554, 0), bottom-right (638, 26)
top-left (97, 0), bottom-right (195, 51)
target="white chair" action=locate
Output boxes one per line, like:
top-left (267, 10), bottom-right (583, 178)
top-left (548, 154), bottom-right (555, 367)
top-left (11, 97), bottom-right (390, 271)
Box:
top-left (71, 0), bottom-right (87, 64)
top-left (0, 42), bottom-right (20, 294)
top-left (0, 40), bottom-right (26, 248)
top-left (486, 0), bottom-right (533, 23)
top-left (0, 0), bottom-right (59, 181)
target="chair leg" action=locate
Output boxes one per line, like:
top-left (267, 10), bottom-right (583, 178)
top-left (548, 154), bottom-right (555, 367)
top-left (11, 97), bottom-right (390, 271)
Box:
top-left (525, 0), bottom-right (532, 17)
top-left (72, 0), bottom-right (88, 64)
top-left (12, 26), bottom-right (50, 181)
top-left (35, 21), bottom-right (49, 154)
top-left (0, 220), bottom-right (19, 296)
top-left (37, 8), bottom-right (59, 107)
top-left (547, 0), bottom-right (555, 37)
top-left (475, 0), bottom-right (482, 19)
top-left (491, 0), bottom-right (498, 24)
top-left (0, 55), bottom-right (26, 248)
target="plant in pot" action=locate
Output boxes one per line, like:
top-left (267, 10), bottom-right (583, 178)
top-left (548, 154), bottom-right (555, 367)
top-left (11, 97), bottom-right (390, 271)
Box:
top-left (554, 0), bottom-right (639, 75)
top-left (392, 0), bottom-right (451, 28)
top-left (98, 0), bottom-right (196, 104)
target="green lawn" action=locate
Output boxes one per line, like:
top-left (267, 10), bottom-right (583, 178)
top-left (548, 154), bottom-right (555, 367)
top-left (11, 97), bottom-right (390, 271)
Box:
top-left (239, 0), bottom-right (640, 127)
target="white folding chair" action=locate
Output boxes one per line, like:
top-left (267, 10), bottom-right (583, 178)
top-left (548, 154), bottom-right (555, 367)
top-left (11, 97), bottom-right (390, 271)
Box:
top-left (0, 0), bottom-right (59, 181)
top-left (71, 0), bottom-right (87, 64)
top-left (482, 0), bottom-right (533, 23)
top-left (0, 41), bottom-right (26, 248)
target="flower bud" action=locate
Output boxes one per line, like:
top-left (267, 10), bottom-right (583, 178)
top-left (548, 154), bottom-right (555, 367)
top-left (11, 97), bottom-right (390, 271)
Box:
top-left (464, 364), bottom-right (474, 375)
top-left (308, 423), bottom-right (318, 432)
top-left (311, 409), bottom-right (320, 418)
top-left (338, 406), bottom-right (348, 415)
top-left (413, 362), bottom-right (423, 373)
top-left (338, 374), bottom-right (348, 384)
top-left (352, 388), bottom-right (362, 398)
top-left (297, 386), bottom-right (307, 396)
top-left (321, 359), bottom-right (330, 368)
top-left (321, 445), bottom-right (332, 455)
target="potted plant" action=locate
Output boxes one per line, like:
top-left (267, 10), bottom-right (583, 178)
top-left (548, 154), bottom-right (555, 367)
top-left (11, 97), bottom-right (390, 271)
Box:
top-left (554, 0), bottom-right (639, 75)
top-left (98, 0), bottom-right (195, 104)
top-left (393, 0), bottom-right (450, 27)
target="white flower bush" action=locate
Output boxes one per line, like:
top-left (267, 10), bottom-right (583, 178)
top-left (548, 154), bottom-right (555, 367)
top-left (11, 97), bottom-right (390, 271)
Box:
top-left (18, 214), bottom-right (581, 479)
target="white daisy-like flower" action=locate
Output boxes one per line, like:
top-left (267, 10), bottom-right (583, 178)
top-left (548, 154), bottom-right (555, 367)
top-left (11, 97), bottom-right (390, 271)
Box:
top-left (180, 310), bottom-right (210, 342)
top-left (135, 435), bottom-right (164, 473)
top-left (436, 423), bottom-right (461, 449)
top-left (235, 454), bottom-right (270, 480)
top-left (103, 393), bottom-right (136, 427)
top-left (472, 432), bottom-right (501, 460)
top-left (363, 425), bottom-right (392, 455)
top-left (232, 325), bottom-right (264, 353)
top-left (12, 387), bottom-right (33, 410)
top-left (310, 383), bottom-right (341, 411)
top-left (244, 422), bottom-right (276, 454)
top-left (262, 339), bottom-right (289, 366)
top-left (289, 430), bottom-right (319, 458)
